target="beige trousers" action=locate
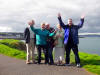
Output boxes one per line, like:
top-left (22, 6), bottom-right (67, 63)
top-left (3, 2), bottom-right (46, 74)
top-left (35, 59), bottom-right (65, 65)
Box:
top-left (26, 39), bottom-right (35, 62)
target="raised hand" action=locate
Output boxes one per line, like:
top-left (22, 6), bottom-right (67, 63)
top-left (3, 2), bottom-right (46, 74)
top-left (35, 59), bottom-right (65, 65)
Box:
top-left (28, 20), bottom-right (35, 26)
top-left (81, 14), bottom-right (85, 19)
top-left (58, 13), bottom-right (61, 18)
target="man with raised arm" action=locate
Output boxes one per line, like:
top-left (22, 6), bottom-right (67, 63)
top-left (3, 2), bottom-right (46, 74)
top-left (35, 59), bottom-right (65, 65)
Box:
top-left (29, 21), bottom-right (56, 64)
top-left (24, 20), bottom-right (36, 64)
top-left (57, 13), bottom-right (85, 67)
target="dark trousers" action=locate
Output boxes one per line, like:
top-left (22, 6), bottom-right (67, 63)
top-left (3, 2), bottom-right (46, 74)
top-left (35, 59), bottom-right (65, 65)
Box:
top-left (36, 45), bottom-right (49, 64)
top-left (48, 44), bottom-right (54, 64)
top-left (64, 44), bottom-right (80, 64)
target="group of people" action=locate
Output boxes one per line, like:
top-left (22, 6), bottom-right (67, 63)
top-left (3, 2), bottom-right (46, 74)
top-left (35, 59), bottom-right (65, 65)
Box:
top-left (24, 13), bottom-right (85, 67)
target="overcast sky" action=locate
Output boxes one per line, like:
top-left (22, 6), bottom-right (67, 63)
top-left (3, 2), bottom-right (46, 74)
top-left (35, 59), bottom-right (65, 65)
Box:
top-left (0, 0), bottom-right (100, 33)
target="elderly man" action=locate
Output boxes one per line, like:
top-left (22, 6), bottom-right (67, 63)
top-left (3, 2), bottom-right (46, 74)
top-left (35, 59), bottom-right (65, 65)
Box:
top-left (45, 23), bottom-right (55, 65)
top-left (29, 22), bottom-right (56, 64)
top-left (24, 20), bottom-right (36, 64)
top-left (58, 13), bottom-right (85, 67)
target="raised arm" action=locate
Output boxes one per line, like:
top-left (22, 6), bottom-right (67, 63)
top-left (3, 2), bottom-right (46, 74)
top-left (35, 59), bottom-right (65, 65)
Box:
top-left (30, 26), bottom-right (40, 34)
top-left (28, 20), bottom-right (40, 34)
top-left (58, 13), bottom-right (66, 29)
top-left (48, 30), bottom-right (56, 37)
top-left (77, 15), bottom-right (85, 29)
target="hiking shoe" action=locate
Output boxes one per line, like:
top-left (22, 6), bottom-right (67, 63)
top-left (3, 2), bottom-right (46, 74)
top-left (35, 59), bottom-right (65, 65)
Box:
top-left (76, 63), bottom-right (81, 68)
top-left (26, 61), bottom-right (31, 64)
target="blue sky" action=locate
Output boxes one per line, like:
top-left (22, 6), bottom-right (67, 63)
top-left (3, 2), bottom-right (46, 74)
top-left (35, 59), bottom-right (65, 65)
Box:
top-left (0, 0), bottom-right (100, 33)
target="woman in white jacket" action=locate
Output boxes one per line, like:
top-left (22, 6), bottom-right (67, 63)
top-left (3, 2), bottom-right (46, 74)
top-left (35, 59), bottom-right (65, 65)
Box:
top-left (54, 24), bottom-right (65, 65)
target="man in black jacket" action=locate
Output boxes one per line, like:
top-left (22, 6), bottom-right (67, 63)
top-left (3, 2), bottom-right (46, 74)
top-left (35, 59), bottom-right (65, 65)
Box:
top-left (24, 20), bottom-right (36, 64)
top-left (45, 23), bottom-right (55, 65)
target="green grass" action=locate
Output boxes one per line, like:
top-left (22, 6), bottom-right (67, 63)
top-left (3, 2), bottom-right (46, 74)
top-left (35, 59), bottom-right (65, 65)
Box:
top-left (79, 52), bottom-right (100, 75)
top-left (0, 39), bottom-right (26, 50)
top-left (0, 44), bottom-right (26, 59)
top-left (70, 51), bottom-right (100, 75)
top-left (0, 39), bottom-right (100, 75)
top-left (0, 44), bottom-right (45, 60)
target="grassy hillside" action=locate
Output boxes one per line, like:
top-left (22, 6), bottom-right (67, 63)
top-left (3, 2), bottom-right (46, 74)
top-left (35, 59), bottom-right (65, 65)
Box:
top-left (0, 39), bottom-right (26, 50)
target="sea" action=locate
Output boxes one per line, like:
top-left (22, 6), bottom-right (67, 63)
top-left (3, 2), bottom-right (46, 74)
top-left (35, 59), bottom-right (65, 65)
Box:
top-left (79, 36), bottom-right (100, 55)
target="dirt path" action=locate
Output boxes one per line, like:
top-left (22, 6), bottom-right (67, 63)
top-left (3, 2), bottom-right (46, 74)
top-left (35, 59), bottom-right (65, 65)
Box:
top-left (0, 54), bottom-right (94, 75)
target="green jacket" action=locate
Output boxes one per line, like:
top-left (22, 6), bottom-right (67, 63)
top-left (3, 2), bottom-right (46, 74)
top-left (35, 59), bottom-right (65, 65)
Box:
top-left (55, 30), bottom-right (64, 48)
top-left (30, 26), bottom-right (55, 45)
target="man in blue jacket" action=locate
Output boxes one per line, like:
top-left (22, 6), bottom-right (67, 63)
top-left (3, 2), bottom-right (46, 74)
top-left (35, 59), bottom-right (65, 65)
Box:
top-left (58, 13), bottom-right (85, 67)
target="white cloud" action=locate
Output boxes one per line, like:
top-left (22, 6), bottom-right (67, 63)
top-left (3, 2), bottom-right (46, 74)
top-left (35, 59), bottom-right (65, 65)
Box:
top-left (0, 26), bottom-right (13, 32)
top-left (0, 0), bottom-right (100, 32)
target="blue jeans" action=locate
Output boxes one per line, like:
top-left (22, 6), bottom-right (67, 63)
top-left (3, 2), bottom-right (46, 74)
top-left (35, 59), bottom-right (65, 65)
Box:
top-left (48, 44), bottom-right (54, 64)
